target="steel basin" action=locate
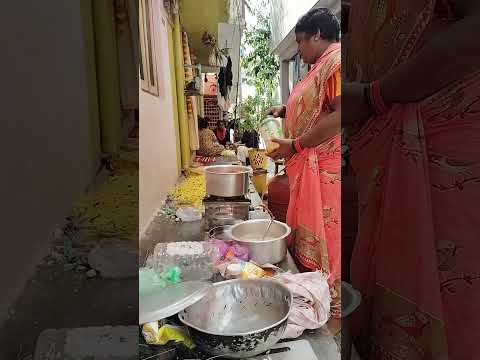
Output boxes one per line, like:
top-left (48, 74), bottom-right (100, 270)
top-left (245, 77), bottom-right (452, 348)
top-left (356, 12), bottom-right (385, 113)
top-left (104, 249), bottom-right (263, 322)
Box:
top-left (228, 219), bottom-right (291, 265)
top-left (178, 279), bottom-right (292, 358)
top-left (204, 165), bottom-right (251, 197)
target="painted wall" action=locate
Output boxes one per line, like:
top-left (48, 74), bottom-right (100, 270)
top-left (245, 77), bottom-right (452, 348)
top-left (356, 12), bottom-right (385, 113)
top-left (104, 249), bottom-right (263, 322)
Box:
top-left (139, 2), bottom-right (179, 235)
top-left (179, 0), bottom-right (229, 64)
top-left (1, 0), bottom-right (99, 323)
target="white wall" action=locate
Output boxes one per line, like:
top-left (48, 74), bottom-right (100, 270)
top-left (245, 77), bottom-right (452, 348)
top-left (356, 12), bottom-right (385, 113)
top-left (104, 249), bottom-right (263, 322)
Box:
top-left (139, 2), bottom-right (179, 235)
top-left (1, 0), bottom-right (98, 323)
top-left (218, 23), bottom-right (242, 107)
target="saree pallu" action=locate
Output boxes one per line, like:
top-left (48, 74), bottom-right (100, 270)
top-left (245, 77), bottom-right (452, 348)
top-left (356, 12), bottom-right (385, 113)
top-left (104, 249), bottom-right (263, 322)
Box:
top-left (285, 43), bottom-right (342, 317)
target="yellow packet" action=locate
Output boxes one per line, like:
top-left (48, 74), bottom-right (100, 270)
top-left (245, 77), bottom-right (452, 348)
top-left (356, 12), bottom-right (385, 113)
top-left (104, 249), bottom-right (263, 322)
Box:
top-left (241, 262), bottom-right (266, 279)
top-left (142, 322), bottom-right (194, 348)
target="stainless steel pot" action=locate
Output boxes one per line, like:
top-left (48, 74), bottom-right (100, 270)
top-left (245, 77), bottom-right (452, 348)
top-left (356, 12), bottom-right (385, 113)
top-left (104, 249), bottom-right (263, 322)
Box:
top-left (228, 219), bottom-right (291, 265)
top-left (204, 165), bottom-right (251, 197)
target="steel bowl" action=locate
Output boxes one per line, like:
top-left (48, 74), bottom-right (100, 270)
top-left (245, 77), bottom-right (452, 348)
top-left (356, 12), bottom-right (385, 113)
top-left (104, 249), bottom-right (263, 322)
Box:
top-left (228, 219), bottom-right (291, 265)
top-left (178, 279), bottom-right (292, 358)
top-left (204, 165), bottom-right (251, 197)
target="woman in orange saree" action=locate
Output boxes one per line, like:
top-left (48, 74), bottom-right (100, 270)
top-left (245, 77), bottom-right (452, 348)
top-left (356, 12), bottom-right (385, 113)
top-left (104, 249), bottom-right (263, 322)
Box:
top-left (268, 8), bottom-right (342, 317)
top-left (344, 0), bottom-right (480, 358)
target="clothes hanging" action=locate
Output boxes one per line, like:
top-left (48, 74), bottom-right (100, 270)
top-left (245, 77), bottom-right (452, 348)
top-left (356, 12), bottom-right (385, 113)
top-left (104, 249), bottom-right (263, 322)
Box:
top-left (218, 56), bottom-right (233, 100)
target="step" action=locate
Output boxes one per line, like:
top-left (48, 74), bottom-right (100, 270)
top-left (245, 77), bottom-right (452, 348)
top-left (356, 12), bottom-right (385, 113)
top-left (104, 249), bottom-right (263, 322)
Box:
top-left (34, 326), bottom-right (137, 360)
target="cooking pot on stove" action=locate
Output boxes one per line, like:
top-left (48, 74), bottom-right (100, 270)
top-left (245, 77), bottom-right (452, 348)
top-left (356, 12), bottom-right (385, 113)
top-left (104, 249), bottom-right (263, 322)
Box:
top-left (204, 165), bottom-right (252, 197)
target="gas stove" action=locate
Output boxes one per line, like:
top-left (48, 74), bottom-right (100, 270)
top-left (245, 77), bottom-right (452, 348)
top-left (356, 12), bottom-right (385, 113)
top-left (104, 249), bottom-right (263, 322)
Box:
top-left (249, 340), bottom-right (318, 360)
top-left (203, 194), bottom-right (251, 229)
top-left (160, 339), bottom-right (319, 360)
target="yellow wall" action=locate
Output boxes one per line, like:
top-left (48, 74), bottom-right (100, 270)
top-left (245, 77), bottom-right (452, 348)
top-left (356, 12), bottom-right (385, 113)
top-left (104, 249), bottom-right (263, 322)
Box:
top-left (179, 0), bottom-right (229, 64)
top-left (172, 12), bottom-right (191, 169)
top-left (167, 24), bottom-right (182, 171)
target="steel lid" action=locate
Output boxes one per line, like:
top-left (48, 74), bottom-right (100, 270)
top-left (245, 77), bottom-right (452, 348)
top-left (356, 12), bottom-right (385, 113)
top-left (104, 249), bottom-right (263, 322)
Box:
top-left (139, 281), bottom-right (212, 325)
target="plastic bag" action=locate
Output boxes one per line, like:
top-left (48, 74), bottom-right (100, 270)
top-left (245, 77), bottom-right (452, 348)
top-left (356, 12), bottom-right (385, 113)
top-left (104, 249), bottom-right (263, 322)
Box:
top-left (139, 268), bottom-right (166, 295)
top-left (142, 322), bottom-right (194, 348)
top-left (176, 207), bottom-right (202, 222)
top-left (229, 243), bottom-right (249, 261)
top-left (206, 240), bottom-right (250, 263)
top-left (139, 266), bottom-right (182, 295)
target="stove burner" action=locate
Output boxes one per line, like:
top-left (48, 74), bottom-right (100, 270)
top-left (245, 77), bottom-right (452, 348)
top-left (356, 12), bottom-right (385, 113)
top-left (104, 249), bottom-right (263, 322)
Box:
top-left (203, 195), bottom-right (251, 228)
top-left (203, 195), bottom-right (250, 203)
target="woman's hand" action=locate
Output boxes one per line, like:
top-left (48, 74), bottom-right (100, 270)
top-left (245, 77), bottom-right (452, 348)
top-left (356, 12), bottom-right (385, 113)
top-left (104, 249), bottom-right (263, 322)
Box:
top-left (266, 105), bottom-right (286, 118)
top-left (342, 82), bottom-right (374, 128)
top-left (268, 138), bottom-right (295, 160)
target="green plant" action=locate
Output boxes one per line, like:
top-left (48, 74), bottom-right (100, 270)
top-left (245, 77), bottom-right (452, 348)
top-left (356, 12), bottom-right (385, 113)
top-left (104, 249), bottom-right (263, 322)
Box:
top-left (238, 95), bottom-right (271, 133)
top-left (238, 0), bottom-right (280, 142)
top-left (241, 2), bottom-right (279, 103)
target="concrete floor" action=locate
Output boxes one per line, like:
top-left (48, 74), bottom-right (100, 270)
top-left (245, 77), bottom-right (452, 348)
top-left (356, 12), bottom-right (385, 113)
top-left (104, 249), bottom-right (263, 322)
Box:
top-left (0, 236), bottom-right (138, 359)
top-left (0, 145), bottom-right (140, 359)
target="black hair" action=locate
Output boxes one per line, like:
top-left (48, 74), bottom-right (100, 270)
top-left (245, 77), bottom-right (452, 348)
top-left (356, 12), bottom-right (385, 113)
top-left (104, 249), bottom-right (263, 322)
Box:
top-left (295, 7), bottom-right (340, 42)
top-left (198, 117), bottom-right (209, 129)
top-left (217, 120), bottom-right (226, 126)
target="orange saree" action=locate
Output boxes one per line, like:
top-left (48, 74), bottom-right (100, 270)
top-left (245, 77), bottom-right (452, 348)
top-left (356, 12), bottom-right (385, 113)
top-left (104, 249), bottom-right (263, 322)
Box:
top-left (285, 43), bottom-right (342, 317)
top-left (347, 0), bottom-right (480, 358)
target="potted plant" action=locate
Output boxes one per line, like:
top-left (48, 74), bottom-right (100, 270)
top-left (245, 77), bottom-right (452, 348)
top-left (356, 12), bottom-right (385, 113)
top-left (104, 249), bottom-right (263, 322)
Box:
top-left (202, 31), bottom-right (229, 67)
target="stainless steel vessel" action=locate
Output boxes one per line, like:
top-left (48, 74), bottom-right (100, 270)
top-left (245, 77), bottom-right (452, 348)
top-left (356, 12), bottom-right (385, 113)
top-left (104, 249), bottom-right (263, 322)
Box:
top-left (229, 219), bottom-right (291, 265)
top-left (178, 278), bottom-right (292, 358)
top-left (204, 165), bottom-right (251, 197)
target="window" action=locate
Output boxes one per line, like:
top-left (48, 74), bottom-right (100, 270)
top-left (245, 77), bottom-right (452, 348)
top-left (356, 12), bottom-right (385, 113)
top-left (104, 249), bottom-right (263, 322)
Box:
top-left (139, 0), bottom-right (159, 96)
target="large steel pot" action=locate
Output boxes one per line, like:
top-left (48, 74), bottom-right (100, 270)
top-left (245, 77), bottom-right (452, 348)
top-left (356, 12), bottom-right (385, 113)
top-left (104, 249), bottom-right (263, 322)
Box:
top-left (178, 279), bottom-right (292, 358)
top-left (228, 219), bottom-right (291, 265)
top-left (204, 165), bottom-right (251, 197)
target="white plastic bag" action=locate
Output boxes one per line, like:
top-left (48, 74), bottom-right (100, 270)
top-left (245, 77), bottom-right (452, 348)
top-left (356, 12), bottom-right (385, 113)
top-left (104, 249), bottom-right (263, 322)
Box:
top-left (275, 271), bottom-right (331, 339)
top-left (175, 207), bottom-right (202, 222)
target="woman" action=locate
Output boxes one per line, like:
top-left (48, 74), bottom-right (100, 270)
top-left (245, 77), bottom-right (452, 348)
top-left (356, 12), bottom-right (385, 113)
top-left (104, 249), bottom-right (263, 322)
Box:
top-left (215, 120), bottom-right (229, 146)
top-left (344, 0), bottom-right (480, 358)
top-left (197, 117), bottom-right (224, 157)
top-left (268, 8), bottom-right (342, 317)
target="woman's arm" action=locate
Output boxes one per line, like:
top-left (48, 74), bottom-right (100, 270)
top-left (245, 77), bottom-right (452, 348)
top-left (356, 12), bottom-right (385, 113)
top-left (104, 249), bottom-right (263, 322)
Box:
top-left (380, 2), bottom-right (480, 105)
top-left (269, 97), bottom-right (341, 159)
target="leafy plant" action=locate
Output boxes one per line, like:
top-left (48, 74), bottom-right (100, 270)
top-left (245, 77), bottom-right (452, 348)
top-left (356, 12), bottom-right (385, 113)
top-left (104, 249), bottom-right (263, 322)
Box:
top-left (241, 2), bottom-right (279, 103)
top-left (238, 95), bottom-right (271, 133)
top-left (238, 0), bottom-right (280, 142)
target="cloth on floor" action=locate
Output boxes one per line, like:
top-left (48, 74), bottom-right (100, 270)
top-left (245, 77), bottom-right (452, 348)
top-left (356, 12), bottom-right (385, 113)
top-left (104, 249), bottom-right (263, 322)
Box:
top-left (275, 271), bottom-right (331, 339)
top-left (194, 155), bottom-right (216, 165)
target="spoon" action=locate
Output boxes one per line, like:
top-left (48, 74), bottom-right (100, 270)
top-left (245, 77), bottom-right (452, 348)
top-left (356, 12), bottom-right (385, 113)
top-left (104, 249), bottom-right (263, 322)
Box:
top-left (255, 205), bottom-right (275, 241)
